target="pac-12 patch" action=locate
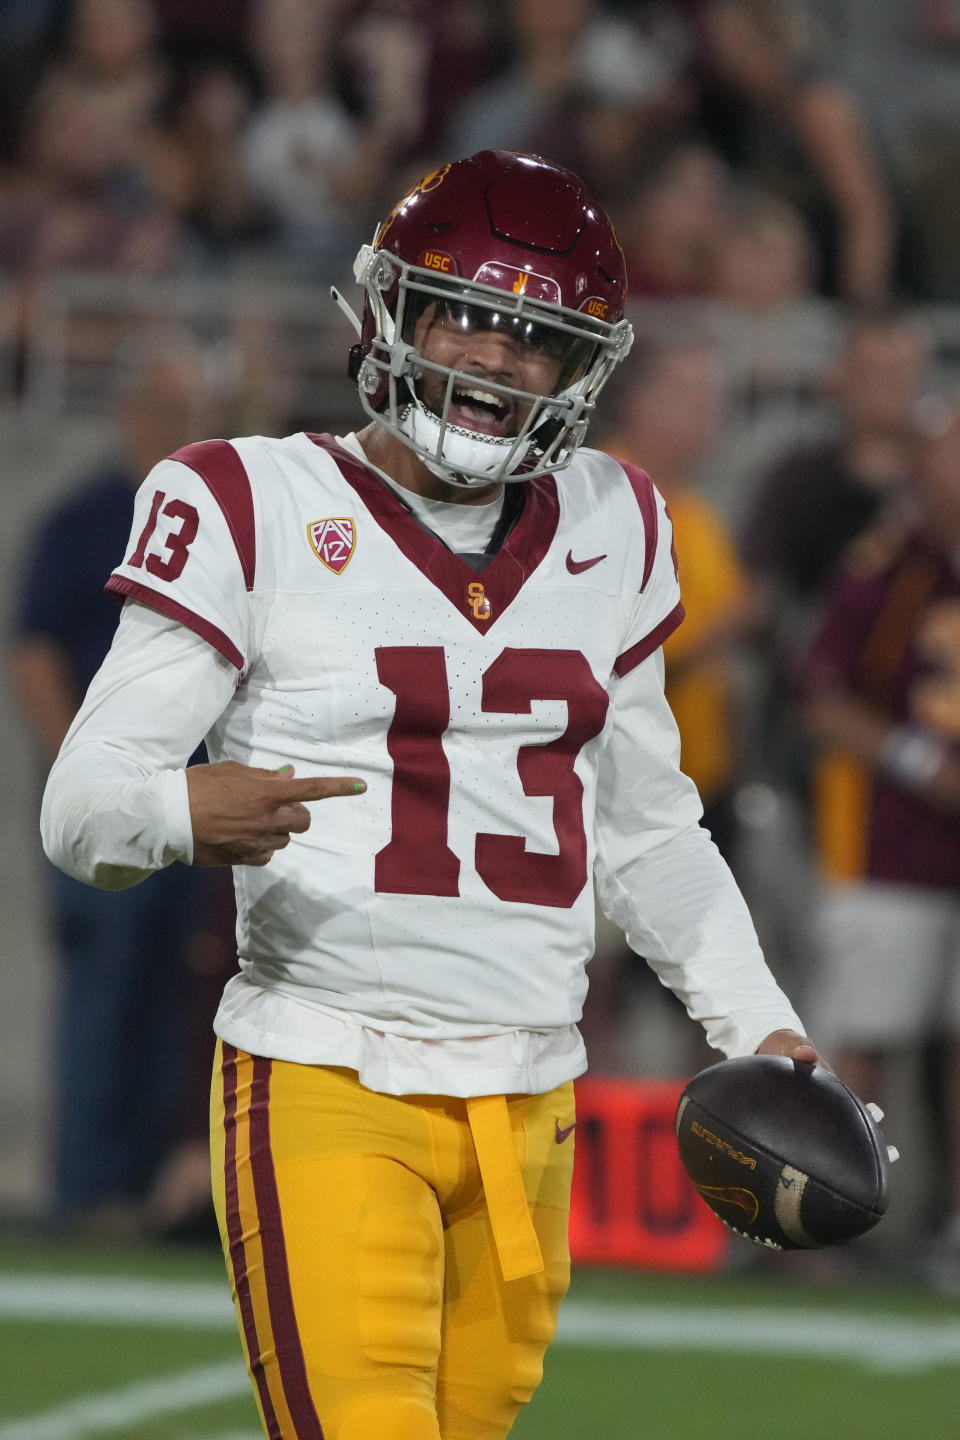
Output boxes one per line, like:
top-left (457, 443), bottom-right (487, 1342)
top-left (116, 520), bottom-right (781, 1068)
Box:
top-left (308, 517), bottom-right (355, 573)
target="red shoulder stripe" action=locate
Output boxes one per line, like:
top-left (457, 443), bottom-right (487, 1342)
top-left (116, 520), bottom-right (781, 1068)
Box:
top-left (172, 440), bottom-right (256, 591)
top-left (613, 601), bottom-right (686, 678)
top-left (105, 576), bottom-right (245, 670)
top-left (616, 459), bottom-right (659, 593)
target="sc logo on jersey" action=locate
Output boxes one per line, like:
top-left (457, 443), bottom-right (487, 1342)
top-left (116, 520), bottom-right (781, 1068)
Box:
top-left (467, 581), bottom-right (491, 620)
top-left (308, 517), bottom-right (356, 574)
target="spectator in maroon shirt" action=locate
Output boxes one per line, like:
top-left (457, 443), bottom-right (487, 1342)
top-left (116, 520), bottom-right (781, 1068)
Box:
top-left (739, 305), bottom-right (932, 793)
top-left (797, 397), bottom-right (960, 1277)
top-left (742, 306), bottom-right (930, 614)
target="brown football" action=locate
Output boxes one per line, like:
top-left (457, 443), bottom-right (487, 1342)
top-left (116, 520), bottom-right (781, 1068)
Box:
top-left (675, 1056), bottom-right (892, 1250)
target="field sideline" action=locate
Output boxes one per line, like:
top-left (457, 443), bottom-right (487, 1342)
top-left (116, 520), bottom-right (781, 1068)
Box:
top-left (0, 1236), bottom-right (957, 1439)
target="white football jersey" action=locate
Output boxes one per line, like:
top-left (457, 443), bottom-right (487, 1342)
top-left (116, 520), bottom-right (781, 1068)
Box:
top-left (105, 432), bottom-right (683, 1044)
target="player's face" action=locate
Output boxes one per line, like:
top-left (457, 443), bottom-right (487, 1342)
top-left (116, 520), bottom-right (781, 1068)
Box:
top-left (412, 301), bottom-right (566, 438)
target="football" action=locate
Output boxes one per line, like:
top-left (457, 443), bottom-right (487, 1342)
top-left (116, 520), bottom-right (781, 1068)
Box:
top-left (675, 1055), bottom-right (893, 1250)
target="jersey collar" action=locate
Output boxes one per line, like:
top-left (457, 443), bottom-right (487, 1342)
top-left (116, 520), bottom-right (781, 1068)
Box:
top-left (305, 432), bottom-right (560, 632)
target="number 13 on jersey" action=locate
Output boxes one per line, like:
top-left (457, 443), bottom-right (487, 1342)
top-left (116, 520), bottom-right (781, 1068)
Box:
top-left (375, 645), bottom-right (609, 909)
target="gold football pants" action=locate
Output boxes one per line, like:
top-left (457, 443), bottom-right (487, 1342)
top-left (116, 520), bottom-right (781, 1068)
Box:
top-left (210, 1042), bottom-right (576, 1439)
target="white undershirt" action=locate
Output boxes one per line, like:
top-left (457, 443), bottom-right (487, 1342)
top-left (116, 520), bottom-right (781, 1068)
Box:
top-left (338, 432), bottom-right (506, 557)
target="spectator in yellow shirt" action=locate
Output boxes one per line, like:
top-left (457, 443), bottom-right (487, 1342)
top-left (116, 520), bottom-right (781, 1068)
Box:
top-left (600, 340), bottom-right (752, 858)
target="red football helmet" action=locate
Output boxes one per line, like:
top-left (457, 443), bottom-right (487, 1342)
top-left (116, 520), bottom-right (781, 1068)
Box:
top-left (334, 149), bottom-right (633, 486)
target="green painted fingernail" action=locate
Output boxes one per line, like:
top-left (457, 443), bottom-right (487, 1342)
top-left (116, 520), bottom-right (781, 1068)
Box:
top-left (277, 764), bottom-right (293, 775)
top-left (354, 780), bottom-right (367, 793)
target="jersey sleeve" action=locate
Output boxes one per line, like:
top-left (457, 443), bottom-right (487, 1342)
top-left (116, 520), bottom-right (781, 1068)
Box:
top-left (41, 601), bottom-right (239, 889)
top-left (593, 652), bottom-right (806, 1057)
top-left (611, 463), bottom-right (685, 679)
top-left (106, 440), bottom-right (256, 671)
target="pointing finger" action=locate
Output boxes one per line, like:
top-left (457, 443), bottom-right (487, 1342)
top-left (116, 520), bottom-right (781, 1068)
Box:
top-left (272, 775), bottom-right (367, 803)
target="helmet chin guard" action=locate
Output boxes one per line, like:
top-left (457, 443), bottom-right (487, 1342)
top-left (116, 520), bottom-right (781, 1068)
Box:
top-left (340, 150), bottom-right (634, 487)
top-left (399, 401), bottom-right (554, 487)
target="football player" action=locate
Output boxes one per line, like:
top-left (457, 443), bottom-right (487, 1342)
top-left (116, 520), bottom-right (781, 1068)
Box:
top-left (41, 150), bottom-right (822, 1440)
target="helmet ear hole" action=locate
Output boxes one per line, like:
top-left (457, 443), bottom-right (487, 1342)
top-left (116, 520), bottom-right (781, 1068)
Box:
top-left (534, 415), bottom-right (567, 451)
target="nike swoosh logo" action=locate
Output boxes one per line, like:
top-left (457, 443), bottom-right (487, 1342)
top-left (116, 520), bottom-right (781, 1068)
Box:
top-left (555, 1119), bottom-right (577, 1144)
top-left (566, 550), bottom-right (607, 574)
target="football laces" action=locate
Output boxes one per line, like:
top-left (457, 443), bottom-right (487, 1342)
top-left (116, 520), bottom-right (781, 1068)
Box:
top-left (721, 1219), bottom-right (783, 1250)
top-left (866, 1101), bottom-right (899, 1162)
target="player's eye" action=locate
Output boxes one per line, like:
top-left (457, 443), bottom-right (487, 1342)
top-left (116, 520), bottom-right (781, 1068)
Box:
top-left (516, 320), bottom-right (566, 356)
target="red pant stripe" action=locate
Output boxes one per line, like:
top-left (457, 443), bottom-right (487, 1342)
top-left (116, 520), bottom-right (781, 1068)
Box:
top-left (248, 1055), bottom-right (326, 1439)
top-left (222, 1043), bottom-right (284, 1440)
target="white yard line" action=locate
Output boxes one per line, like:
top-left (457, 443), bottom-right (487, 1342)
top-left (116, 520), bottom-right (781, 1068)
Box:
top-left (0, 1267), bottom-right (956, 1440)
top-left (0, 1273), bottom-right (957, 1437)
top-left (0, 1360), bottom-right (247, 1440)
top-left (555, 1299), bottom-right (960, 1373)
top-left (0, 1275), bottom-right (236, 1328)
top-left (3, 1274), bottom-right (958, 1372)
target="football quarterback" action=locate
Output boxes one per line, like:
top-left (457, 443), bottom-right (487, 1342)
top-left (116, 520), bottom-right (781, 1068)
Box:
top-left (41, 150), bottom-right (821, 1440)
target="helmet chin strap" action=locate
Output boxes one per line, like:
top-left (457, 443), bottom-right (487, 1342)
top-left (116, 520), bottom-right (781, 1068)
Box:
top-left (330, 286), bottom-right (362, 337)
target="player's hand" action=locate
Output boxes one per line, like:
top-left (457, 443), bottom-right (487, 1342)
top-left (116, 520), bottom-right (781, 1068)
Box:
top-left (756, 1029), bottom-right (832, 1072)
top-left (186, 761), bottom-right (366, 867)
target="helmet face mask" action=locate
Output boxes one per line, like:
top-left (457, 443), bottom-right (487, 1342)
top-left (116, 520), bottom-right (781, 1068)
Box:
top-left (345, 150), bottom-right (633, 488)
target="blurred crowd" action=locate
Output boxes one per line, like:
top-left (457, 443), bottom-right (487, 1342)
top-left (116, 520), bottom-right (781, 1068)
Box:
top-left (6, 0), bottom-right (960, 1282)
top-left (3, 0), bottom-right (960, 340)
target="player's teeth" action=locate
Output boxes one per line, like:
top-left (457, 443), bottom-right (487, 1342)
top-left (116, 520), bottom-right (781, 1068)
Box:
top-left (887, 1145), bottom-right (900, 1163)
top-left (866, 1102), bottom-right (884, 1122)
top-left (458, 388), bottom-right (501, 406)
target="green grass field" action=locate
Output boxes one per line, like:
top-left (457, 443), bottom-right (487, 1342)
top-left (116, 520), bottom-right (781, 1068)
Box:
top-left (1, 1236), bottom-right (958, 1440)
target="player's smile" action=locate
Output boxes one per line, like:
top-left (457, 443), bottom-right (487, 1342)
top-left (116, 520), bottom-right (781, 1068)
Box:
top-left (447, 380), bottom-right (512, 436)
top-left (413, 302), bottom-right (564, 438)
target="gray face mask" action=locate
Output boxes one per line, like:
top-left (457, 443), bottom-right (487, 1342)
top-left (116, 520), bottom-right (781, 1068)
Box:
top-left (337, 246), bottom-right (633, 489)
